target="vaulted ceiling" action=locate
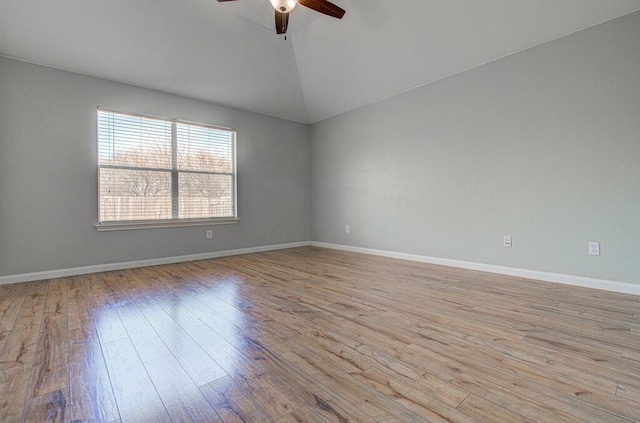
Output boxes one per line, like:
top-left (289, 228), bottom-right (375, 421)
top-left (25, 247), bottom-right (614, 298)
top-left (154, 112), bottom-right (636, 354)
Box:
top-left (1, 0), bottom-right (639, 123)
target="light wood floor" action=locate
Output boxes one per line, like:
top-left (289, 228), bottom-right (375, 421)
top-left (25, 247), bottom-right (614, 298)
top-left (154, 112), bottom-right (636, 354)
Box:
top-left (0, 247), bottom-right (639, 422)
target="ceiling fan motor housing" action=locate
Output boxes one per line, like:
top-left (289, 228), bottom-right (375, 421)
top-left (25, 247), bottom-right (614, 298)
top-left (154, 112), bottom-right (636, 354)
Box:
top-left (218, 0), bottom-right (345, 35)
top-left (269, 0), bottom-right (297, 13)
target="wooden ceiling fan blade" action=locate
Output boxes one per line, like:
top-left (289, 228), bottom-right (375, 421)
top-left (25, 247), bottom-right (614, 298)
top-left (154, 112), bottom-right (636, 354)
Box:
top-left (298, 0), bottom-right (345, 19)
top-left (275, 10), bottom-right (289, 34)
top-left (217, 0), bottom-right (241, 2)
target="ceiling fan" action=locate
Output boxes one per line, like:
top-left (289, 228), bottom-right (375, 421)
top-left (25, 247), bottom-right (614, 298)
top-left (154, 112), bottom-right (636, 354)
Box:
top-left (217, 0), bottom-right (345, 35)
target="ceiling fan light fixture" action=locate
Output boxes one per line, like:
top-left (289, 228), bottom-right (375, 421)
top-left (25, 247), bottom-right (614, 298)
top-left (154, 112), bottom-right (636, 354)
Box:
top-left (269, 0), bottom-right (297, 13)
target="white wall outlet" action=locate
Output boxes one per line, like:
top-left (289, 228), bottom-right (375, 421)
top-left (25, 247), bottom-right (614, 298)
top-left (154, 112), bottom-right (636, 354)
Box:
top-left (503, 236), bottom-right (512, 248)
top-left (206, 230), bottom-right (213, 239)
top-left (345, 225), bottom-right (350, 234)
top-left (589, 242), bottom-right (600, 256)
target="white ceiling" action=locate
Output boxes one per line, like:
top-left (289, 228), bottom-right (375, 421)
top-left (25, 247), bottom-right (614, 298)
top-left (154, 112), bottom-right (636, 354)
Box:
top-left (1, 0), bottom-right (639, 124)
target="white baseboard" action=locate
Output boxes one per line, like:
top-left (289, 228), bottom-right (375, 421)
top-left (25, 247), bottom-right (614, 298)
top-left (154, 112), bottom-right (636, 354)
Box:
top-left (3, 240), bottom-right (638, 296)
top-left (311, 241), bottom-right (640, 296)
top-left (0, 241), bottom-right (311, 286)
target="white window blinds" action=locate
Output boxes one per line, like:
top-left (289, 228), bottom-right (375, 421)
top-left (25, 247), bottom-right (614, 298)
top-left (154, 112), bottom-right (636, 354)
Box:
top-left (98, 109), bottom-right (236, 223)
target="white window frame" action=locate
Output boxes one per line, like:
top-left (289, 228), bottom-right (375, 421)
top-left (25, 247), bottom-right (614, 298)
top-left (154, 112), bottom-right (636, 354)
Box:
top-left (95, 107), bottom-right (240, 231)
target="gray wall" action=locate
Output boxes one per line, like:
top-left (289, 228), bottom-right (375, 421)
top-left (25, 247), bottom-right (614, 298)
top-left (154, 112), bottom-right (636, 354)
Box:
top-left (0, 58), bottom-right (311, 276)
top-left (311, 12), bottom-right (640, 284)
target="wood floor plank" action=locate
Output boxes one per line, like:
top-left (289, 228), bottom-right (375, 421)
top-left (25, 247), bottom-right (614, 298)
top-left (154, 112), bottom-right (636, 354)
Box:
top-left (85, 274), bottom-right (129, 344)
top-left (67, 275), bottom-right (98, 345)
top-left (229, 368), bottom-right (298, 420)
top-left (498, 357), bottom-right (640, 421)
top-left (276, 405), bottom-right (332, 423)
top-left (0, 247), bottom-right (639, 422)
top-left (471, 383), bottom-right (579, 423)
top-left (141, 306), bottom-right (228, 386)
top-left (312, 366), bottom-right (428, 422)
top-left (28, 278), bottom-right (69, 399)
top-left (217, 335), bottom-right (301, 419)
top-left (145, 355), bottom-right (222, 422)
top-left (0, 364), bottom-right (32, 421)
top-left (230, 336), bottom-right (381, 423)
top-left (69, 341), bottom-right (120, 423)
top-left (298, 330), bottom-right (374, 374)
top-left (617, 383), bottom-right (640, 403)
top-left (457, 393), bottom-right (535, 423)
top-left (102, 338), bottom-right (171, 423)
top-left (22, 387), bottom-right (70, 423)
top-left (354, 365), bottom-right (477, 423)
top-left (0, 285), bottom-right (10, 303)
top-left (199, 375), bottom-right (272, 423)
top-left (66, 275), bottom-right (121, 422)
top-left (0, 282), bottom-right (31, 356)
top-left (0, 280), bottom-right (48, 369)
top-left (103, 271), bottom-right (172, 363)
top-left (623, 347), bottom-right (640, 361)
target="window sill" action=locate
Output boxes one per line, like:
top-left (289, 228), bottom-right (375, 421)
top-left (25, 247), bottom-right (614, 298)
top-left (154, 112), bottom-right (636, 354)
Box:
top-left (95, 217), bottom-right (241, 232)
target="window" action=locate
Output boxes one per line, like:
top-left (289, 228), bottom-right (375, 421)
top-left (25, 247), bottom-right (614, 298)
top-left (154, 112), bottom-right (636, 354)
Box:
top-left (97, 108), bottom-right (238, 230)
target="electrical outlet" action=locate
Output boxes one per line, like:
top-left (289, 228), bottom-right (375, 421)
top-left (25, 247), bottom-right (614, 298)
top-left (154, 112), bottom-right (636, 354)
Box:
top-left (503, 236), bottom-right (512, 248)
top-left (589, 242), bottom-right (600, 256)
top-left (345, 225), bottom-right (350, 234)
top-left (206, 230), bottom-right (213, 239)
